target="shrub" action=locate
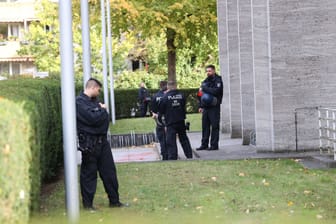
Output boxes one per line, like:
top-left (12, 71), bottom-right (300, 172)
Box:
top-left (0, 78), bottom-right (63, 214)
top-left (0, 98), bottom-right (31, 224)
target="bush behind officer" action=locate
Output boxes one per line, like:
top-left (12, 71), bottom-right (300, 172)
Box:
top-left (159, 80), bottom-right (193, 160)
top-left (76, 78), bottom-right (125, 210)
top-left (196, 65), bottom-right (223, 151)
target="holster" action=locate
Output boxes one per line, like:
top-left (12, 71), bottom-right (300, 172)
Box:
top-left (78, 133), bottom-right (99, 154)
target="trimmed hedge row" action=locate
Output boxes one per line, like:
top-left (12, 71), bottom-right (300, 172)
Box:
top-left (0, 98), bottom-right (31, 224)
top-left (0, 78), bottom-right (63, 219)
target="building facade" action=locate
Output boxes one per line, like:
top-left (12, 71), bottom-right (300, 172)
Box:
top-left (0, 0), bottom-right (37, 77)
top-left (217, 0), bottom-right (336, 151)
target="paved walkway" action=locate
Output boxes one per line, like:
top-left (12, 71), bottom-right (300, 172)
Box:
top-left (111, 132), bottom-right (323, 165)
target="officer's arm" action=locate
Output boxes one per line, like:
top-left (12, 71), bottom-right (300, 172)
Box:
top-left (77, 100), bottom-right (108, 126)
top-left (202, 78), bottom-right (223, 97)
top-left (158, 97), bottom-right (166, 115)
top-left (151, 96), bottom-right (158, 113)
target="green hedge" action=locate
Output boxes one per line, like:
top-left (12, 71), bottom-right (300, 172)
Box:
top-left (0, 78), bottom-right (63, 217)
top-left (0, 98), bottom-right (31, 224)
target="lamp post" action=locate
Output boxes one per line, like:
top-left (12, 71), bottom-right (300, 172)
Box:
top-left (59, 0), bottom-right (80, 222)
top-left (106, 0), bottom-right (116, 124)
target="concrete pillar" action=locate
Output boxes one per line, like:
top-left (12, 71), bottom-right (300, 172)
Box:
top-left (217, 0), bottom-right (231, 133)
top-left (269, 0), bottom-right (336, 151)
top-left (238, 0), bottom-right (255, 145)
top-left (251, 0), bottom-right (274, 151)
top-left (227, 0), bottom-right (242, 138)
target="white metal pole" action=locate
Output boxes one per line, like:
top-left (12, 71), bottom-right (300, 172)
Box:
top-left (326, 110), bottom-right (330, 154)
top-left (100, 0), bottom-right (110, 112)
top-left (106, 0), bottom-right (116, 124)
top-left (318, 109), bottom-right (323, 154)
top-left (80, 0), bottom-right (91, 86)
top-left (59, 0), bottom-right (80, 222)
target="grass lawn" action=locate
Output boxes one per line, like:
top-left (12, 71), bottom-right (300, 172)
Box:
top-left (110, 113), bottom-right (202, 134)
top-left (30, 159), bottom-right (336, 224)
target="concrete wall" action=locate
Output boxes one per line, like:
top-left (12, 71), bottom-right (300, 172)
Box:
top-left (269, 0), bottom-right (336, 151)
top-left (227, 0), bottom-right (243, 138)
top-left (251, 0), bottom-right (274, 150)
top-left (238, 0), bottom-right (256, 145)
top-left (217, 0), bottom-right (231, 133)
top-left (217, 0), bottom-right (336, 151)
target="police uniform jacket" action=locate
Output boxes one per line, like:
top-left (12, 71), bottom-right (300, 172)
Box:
top-left (76, 92), bottom-right (109, 136)
top-left (159, 89), bottom-right (186, 126)
top-left (138, 87), bottom-right (149, 102)
top-left (199, 74), bottom-right (223, 108)
top-left (151, 90), bottom-right (165, 126)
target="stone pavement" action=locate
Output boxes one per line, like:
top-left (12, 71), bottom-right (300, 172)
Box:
top-left (110, 132), bottom-right (336, 169)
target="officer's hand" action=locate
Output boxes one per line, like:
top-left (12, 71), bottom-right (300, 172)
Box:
top-left (152, 112), bottom-right (158, 119)
top-left (99, 102), bottom-right (107, 109)
top-left (198, 108), bottom-right (203, 113)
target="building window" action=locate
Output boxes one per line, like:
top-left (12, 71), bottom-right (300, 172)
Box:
top-left (0, 63), bottom-right (9, 76)
top-left (12, 62), bottom-right (20, 75)
top-left (10, 24), bottom-right (20, 39)
top-left (0, 24), bottom-right (8, 40)
top-left (132, 60), bottom-right (140, 71)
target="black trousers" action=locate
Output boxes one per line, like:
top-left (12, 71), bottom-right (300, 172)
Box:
top-left (80, 137), bottom-right (119, 207)
top-left (166, 121), bottom-right (193, 160)
top-left (156, 125), bottom-right (167, 160)
top-left (140, 101), bottom-right (149, 117)
top-left (201, 106), bottom-right (220, 149)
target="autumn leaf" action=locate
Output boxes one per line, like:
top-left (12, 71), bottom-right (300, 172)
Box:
top-left (303, 190), bottom-right (311, 195)
top-left (262, 179), bottom-right (270, 186)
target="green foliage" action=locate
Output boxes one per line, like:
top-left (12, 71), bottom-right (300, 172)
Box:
top-left (0, 78), bottom-right (63, 213)
top-left (18, 0), bottom-right (60, 73)
top-left (114, 70), bottom-right (165, 89)
top-left (0, 99), bottom-right (31, 224)
top-left (125, 0), bottom-right (218, 80)
top-left (18, 0), bottom-right (218, 86)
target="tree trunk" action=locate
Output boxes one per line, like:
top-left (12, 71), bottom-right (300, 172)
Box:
top-left (166, 28), bottom-right (176, 82)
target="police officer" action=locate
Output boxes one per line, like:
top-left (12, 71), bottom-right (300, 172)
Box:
top-left (76, 78), bottom-right (125, 209)
top-left (138, 82), bottom-right (150, 117)
top-left (159, 81), bottom-right (193, 160)
top-left (151, 80), bottom-right (168, 160)
top-left (196, 65), bottom-right (223, 151)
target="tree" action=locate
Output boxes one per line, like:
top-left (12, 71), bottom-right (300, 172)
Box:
top-left (18, 0), bottom-right (218, 86)
top-left (18, 0), bottom-right (139, 77)
top-left (122, 0), bottom-right (218, 81)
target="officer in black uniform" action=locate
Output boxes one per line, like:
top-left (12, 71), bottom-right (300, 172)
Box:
top-left (138, 82), bottom-right (150, 117)
top-left (76, 78), bottom-right (125, 209)
top-left (196, 65), bottom-right (223, 151)
top-left (151, 80), bottom-right (168, 160)
top-left (159, 81), bottom-right (193, 160)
